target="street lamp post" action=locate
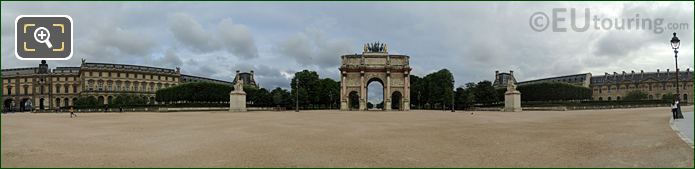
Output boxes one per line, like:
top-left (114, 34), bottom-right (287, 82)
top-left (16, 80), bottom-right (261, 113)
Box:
top-left (417, 90), bottom-right (421, 109)
top-left (671, 32), bottom-right (681, 98)
top-left (451, 79), bottom-right (455, 112)
top-left (329, 93), bottom-right (333, 109)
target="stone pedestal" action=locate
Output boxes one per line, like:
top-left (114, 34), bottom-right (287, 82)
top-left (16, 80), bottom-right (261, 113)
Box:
top-left (504, 90), bottom-right (522, 112)
top-left (385, 99), bottom-right (392, 111)
top-left (229, 91), bottom-right (247, 112)
top-left (403, 100), bottom-right (410, 111)
top-left (340, 100), bottom-right (348, 111)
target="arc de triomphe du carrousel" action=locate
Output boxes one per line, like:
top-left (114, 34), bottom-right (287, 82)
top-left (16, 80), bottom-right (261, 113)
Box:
top-left (339, 42), bottom-right (411, 111)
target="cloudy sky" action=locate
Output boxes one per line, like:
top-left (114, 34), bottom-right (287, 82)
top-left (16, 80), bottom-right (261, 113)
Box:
top-left (2, 2), bottom-right (693, 103)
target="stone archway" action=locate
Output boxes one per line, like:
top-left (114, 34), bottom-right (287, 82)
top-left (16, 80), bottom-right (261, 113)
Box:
top-left (348, 91), bottom-right (360, 110)
top-left (366, 77), bottom-right (386, 111)
top-left (391, 91), bottom-right (403, 111)
top-left (339, 42), bottom-right (411, 111)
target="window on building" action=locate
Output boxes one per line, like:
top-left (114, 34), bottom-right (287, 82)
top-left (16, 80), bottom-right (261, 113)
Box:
top-left (55, 85), bottom-right (60, 94)
top-left (73, 85), bottom-right (78, 93)
top-left (64, 86), bottom-right (69, 94)
top-left (23, 86), bottom-right (28, 95)
top-left (7, 86), bottom-right (12, 95)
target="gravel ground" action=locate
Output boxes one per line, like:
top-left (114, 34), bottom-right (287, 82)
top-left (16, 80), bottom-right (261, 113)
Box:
top-left (2, 106), bottom-right (693, 167)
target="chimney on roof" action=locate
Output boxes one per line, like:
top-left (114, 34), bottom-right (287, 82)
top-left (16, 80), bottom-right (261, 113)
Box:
top-left (622, 71), bottom-right (626, 75)
top-left (687, 68), bottom-right (690, 73)
top-left (613, 72), bottom-right (617, 76)
top-left (631, 70), bottom-right (635, 74)
top-left (640, 70), bottom-right (644, 78)
top-left (510, 70), bottom-right (514, 76)
top-left (605, 72), bottom-right (609, 76)
top-left (495, 70), bottom-right (499, 82)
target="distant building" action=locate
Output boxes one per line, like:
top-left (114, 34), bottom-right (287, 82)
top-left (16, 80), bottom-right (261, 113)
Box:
top-left (232, 70), bottom-right (258, 88)
top-left (590, 69), bottom-right (693, 102)
top-left (492, 70), bottom-right (518, 88)
top-left (181, 74), bottom-right (233, 86)
top-left (494, 70), bottom-right (590, 88)
top-left (2, 60), bottom-right (231, 112)
top-left (493, 69), bottom-right (694, 103)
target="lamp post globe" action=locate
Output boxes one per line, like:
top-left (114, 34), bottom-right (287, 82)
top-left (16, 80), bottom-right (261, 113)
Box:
top-left (670, 32), bottom-right (681, 99)
top-left (671, 32), bottom-right (680, 50)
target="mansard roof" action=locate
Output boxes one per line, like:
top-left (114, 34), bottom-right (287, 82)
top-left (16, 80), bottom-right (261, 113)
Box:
top-left (590, 70), bottom-right (693, 85)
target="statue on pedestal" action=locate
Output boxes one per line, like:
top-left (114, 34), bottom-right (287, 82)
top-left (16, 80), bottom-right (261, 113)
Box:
top-left (504, 78), bottom-right (522, 112)
top-left (229, 71), bottom-right (247, 112)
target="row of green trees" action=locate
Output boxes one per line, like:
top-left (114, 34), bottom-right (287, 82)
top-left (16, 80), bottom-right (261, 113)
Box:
top-left (150, 70), bottom-right (340, 109)
top-left (155, 82), bottom-right (231, 104)
top-left (290, 70), bottom-right (341, 109)
top-left (73, 94), bottom-right (151, 108)
top-left (453, 81), bottom-right (499, 109)
top-left (409, 69), bottom-right (455, 109)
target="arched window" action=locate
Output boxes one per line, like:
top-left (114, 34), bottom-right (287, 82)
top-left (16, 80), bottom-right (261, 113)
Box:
top-left (608, 97), bottom-right (612, 101)
top-left (598, 97), bottom-right (603, 101)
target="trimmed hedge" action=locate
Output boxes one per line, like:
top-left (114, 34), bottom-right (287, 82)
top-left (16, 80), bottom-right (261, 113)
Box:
top-left (497, 82), bottom-right (592, 102)
top-left (155, 82), bottom-right (232, 104)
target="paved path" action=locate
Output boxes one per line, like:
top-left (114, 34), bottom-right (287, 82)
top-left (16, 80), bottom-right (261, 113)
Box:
top-left (673, 111), bottom-right (694, 147)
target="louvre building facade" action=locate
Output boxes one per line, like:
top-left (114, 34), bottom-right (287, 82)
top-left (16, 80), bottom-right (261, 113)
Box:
top-left (494, 69), bottom-right (694, 103)
top-left (2, 60), bottom-right (233, 112)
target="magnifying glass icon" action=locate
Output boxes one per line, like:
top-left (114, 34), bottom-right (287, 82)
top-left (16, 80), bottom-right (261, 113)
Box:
top-left (33, 27), bottom-right (52, 48)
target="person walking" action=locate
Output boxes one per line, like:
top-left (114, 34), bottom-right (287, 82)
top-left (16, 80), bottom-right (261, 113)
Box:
top-left (676, 97), bottom-right (684, 119)
top-left (69, 107), bottom-right (77, 118)
top-left (671, 98), bottom-right (678, 120)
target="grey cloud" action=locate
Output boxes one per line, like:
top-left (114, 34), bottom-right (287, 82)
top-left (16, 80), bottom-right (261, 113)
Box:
top-left (218, 18), bottom-right (259, 59)
top-left (169, 13), bottom-right (218, 52)
top-left (156, 49), bottom-right (183, 68)
top-left (168, 13), bottom-right (259, 59)
top-left (274, 28), bottom-right (352, 69)
top-left (93, 26), bottom-right (156, 56)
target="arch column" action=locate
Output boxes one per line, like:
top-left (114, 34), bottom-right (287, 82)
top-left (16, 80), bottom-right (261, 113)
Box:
top-left (359, 71), bottom-right (366, 111)
top-left (385, 71), bottom-right (391, 111)
top-left (403, 71), bottom-right (410, 111)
